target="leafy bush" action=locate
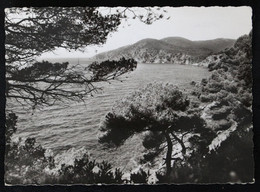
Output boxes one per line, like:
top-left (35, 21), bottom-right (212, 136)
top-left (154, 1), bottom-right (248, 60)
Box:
top-left (223, 82), bottom-right (238, 94)
top-left (199, 94), bottom-right (215, 103)
top-left (237, 62), bottom-right (252, 88)
top-left (215, 90), bottom-right (229, 100)
top-left (238, 92), bottom-right (252, 108)
top-left (5, 136), bottom-right (55, 184)
top-left (58, 154), bottom-right (124, 184)
top-left (155, 126), bottom-right (253, 183)
top-left (200, 129), bottom-right (253, 183)
top-left (208, 62), bottom-right (217, 71)
top-left (207, 81), bottom-right (224, 93)
top-left (233, 105), bottom-right (252, 129)
top-left (200, 78), bottom-right (208, 86)
top-left (5, 113), bottom-right (18, 150)
top-left (175, 31), bottom-right (253, 183)
top-left (155, 170), bottom-right (169, 183)
top-left (5, 112), bottom-right (124, 184)
top-left (130, 169), bottom-right (150, 183)
top-left (211, 106), bottom-right (232, 120)
top-left (140, 150), bottom-right (161, 164)
top-left (142, 131), bottom-right (165, 149)
top-left (99, 82), bottom-right (209, 178)
top-left (5, 112), bottom-right (56, 184)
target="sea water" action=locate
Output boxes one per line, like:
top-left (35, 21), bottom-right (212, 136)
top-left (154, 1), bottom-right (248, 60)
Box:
top-left (7, 63), bottom-right (210, 171)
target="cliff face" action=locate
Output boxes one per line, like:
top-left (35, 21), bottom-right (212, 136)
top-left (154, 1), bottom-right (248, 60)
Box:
top-left (93, 37), bottom-right (235, 64)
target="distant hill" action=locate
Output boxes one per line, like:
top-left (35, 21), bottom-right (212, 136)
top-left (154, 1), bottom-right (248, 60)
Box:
top-left (161, 37), bottom-right (235, 53)
top-left (160, 37), bottom-right (194, 48)
top-left (193, 38), bottom-right (237, 53)
top-left (92, 37), bottom-right (235, 64)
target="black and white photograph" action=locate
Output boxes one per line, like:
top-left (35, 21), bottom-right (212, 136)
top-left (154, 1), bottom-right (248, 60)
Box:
top-left (4, 6), bottom-right (254, 184)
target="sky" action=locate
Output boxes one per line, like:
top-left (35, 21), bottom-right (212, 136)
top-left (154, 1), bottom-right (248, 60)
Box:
top-left (39, 6), bottom-right (252, 59)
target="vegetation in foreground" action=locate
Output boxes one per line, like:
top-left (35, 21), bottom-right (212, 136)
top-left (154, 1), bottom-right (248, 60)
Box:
top-left (5, 31), bottom-right (253, 184)
top-left (4, 7), bottom-right (166, 184)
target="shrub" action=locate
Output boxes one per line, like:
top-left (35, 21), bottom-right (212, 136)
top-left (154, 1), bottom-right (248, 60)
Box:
top-left (5, 112), bottom-right (124, 184)
top-left (215, 90), bottom-right (229, 100)
top-left (211, 106), bottom-right (232, 120)
top-left (58, 154), bottom-right (124, 184)
top-left (233, 105), bottom-right (252, 129)
top-left (199, 94), bottom-right (216, 103)
top-left (238, 92), bottom-right (252, 108)
top-left (5, 113), bottom-right (18, 151)
top-left (5, 113), bottom-right (56, 184)
top-left (130, 169), bottom-right (150, 183)
top-left (208, 63), bottom-right (217, 71)
top-left (191, 90), bottom-right (200, 97)
top-left (200, 94), bottom-right (212, 103)
top-left (140, 151), bottom-right (160, 164)
top-left (5, 137), bottom-right (55, 184)
top-left (142, 131), bottom-right (165, 149)
top-left (224, 82), bottom-right (238, 94)
top-left (207, 81), bottom-right (224, 93)
top-left (200, 78), bottom-right (208, 86)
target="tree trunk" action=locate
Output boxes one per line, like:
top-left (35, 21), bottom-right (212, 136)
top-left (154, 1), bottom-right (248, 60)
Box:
top-left (171, 132), bottom-right (186, 155)
top-left (164, 132), bottom-right (173, 177)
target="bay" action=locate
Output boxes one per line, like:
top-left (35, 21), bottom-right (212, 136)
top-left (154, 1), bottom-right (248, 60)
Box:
top-left (7, 63), bottom-right (210, 171)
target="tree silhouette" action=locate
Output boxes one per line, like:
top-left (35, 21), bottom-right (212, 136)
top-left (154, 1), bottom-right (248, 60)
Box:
top-left (6, 58), bottom-right (137, 108)
top-left (5, 7), bottom-right (166, 107)
top-left (99, 82), bottom-right (209, 177)
top-left (4, 7), bottom-right (167, 184)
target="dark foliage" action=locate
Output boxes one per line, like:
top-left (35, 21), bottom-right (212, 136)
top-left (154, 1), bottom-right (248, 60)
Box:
top-left (99, 112), bottom-right (135, 147)
top-left (6, 7), bottom-right (166, 108)
top-left (9, 61), bottom-right (69, 79)
top-left (179, 128), bottom-right (254, 183)
top-left (142, 131), bottom-right (165, 150)
top-left (88, 57), bottom-right (137, 80)
top-left (99, 82), bottom-right (209, 177)
top-left (5, 8), bottom-right (253, 184)
top-left (5, 7), bottom-right (121, 66)
top-left (130, 169), bottom-right (150, 184)
top-left (58, 154), bottom-right (124, 184)
top-left (5, 113), bottom-right (56, 184)
top-left (5, 112), bottom-right (17, 149)
top-left (168, 31), bottom-right (254, 183)
top-left (140, 150), bottom-right (162, 164)
top-left (5, 112), bottom-right (125, 184)
top-left (5, 7), bottom-right (168, 184)
top-left (7, 58), bottom-right (137, 108)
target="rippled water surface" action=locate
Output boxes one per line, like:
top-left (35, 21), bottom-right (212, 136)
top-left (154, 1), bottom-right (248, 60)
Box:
top-left (7, 63), bottom-right (210, 171)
